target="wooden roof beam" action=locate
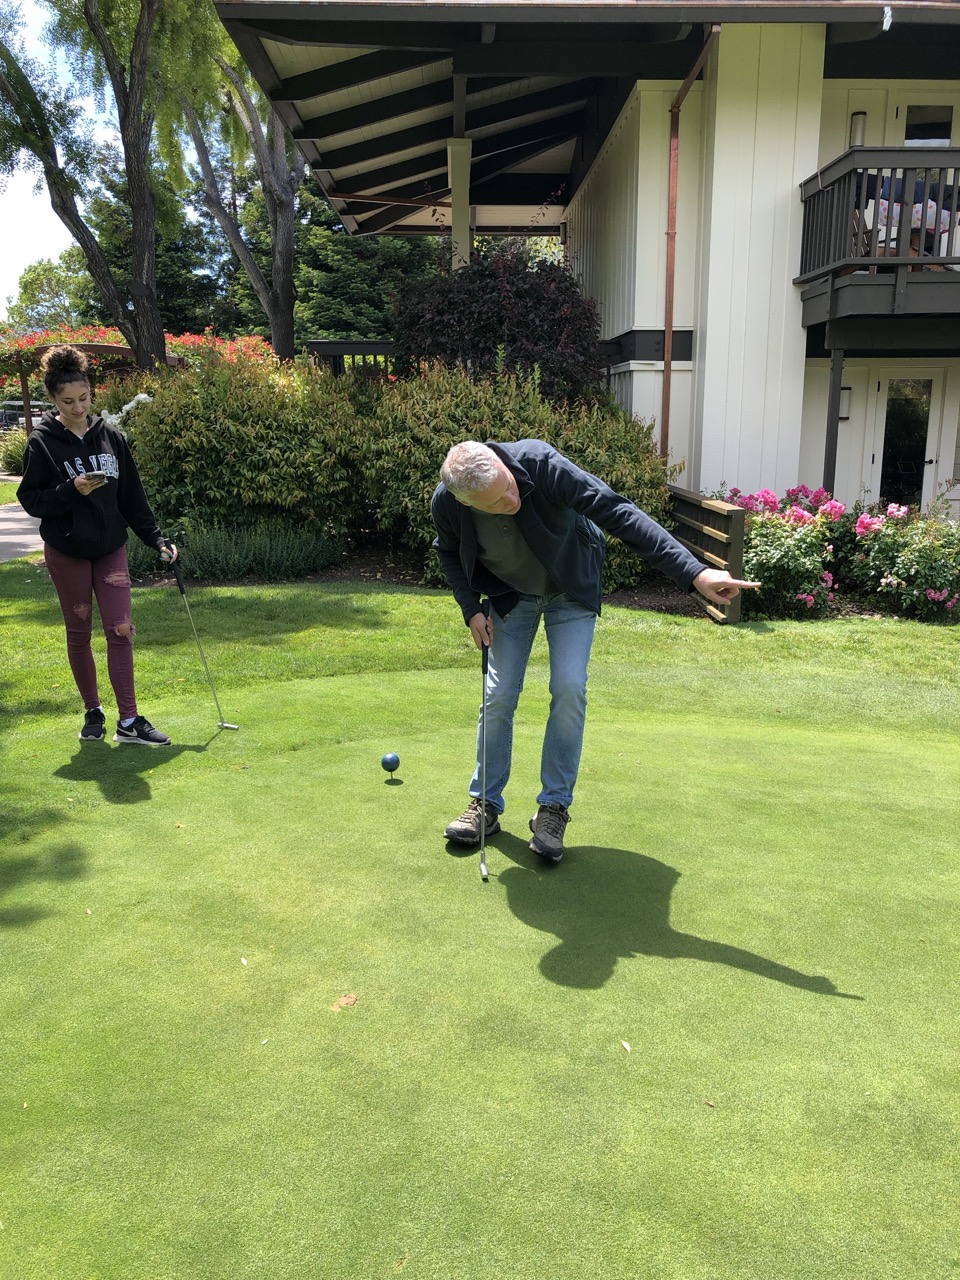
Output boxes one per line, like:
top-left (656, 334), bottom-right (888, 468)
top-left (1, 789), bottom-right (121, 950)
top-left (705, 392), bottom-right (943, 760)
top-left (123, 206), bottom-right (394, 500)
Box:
top-left (302, 76), bottom-right (520, 137)
top-left (271, 49), bottom-right (447, 101)
top-left (322, 109), bottom-right (580, 194)
top-left (304, 84), bottom-right (595, 167)
top-left (345, 124), bottom-right (578, 234)
top-left (230, 18), bottom-right (470, 49)
top-left (453, 40), bottom-right (661, 76)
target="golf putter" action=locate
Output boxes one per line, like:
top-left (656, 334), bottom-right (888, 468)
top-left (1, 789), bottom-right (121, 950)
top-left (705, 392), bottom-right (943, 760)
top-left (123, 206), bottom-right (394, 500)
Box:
top-left (479, 599), bottom-right (490, 882)
top-left (167, 547), bottom-right (239, 731)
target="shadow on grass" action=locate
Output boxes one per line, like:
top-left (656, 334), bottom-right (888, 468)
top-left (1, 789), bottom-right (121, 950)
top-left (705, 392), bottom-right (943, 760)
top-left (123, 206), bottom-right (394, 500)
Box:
top-left (0, 568), bottom-right (403, 651)
top-left (136, 583), bottom-right (395, 649)
top-left (53, 737), bottom-right (217, 805)
top-left (0, 840), bottom-right (88, 929)
top-left (486, 832), bottom-right (861, 999)
top-left (0, 684), bottom-right (76, 736)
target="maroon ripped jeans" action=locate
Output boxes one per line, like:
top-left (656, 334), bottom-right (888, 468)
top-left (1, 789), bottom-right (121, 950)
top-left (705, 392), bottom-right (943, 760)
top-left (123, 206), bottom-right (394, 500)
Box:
top-left (44, 543), bottom-right (138, 720)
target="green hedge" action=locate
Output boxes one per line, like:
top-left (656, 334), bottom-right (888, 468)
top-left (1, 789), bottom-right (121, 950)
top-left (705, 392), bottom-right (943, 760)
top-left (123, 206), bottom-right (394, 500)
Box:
top-left (103, 356), bottom-right (677, 590)
top-left (100, 361), bottom-right (367, 540)
top-left (126, 519), bottom-right (343, 581)
top-left (0, 428), bottom-right (27, 475)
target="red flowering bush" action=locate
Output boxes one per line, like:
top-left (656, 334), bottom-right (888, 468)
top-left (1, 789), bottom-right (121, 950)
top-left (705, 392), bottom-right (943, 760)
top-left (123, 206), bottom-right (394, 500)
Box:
top-left (0, 326), bottom-right (275, 395)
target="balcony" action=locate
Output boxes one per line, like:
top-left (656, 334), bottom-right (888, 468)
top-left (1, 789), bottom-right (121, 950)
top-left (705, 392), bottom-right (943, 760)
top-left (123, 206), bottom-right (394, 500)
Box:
top-left (796, 147), bottom-right (960, 351)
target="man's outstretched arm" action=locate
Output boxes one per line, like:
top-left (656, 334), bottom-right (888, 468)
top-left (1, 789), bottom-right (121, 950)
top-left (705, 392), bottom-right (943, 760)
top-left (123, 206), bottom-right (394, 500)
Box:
top-left (692, 568), bottom-right (761, 606)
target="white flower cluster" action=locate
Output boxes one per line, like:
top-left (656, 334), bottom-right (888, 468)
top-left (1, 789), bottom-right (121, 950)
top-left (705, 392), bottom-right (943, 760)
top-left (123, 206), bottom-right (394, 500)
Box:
top-left (101, 392), bottom-right (153, 428)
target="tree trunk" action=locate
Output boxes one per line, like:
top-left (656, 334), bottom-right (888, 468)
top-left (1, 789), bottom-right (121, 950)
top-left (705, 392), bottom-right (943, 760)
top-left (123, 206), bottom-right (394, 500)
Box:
top-left (122, 115), bottom-right (166, 368)
top-left (269, 175), bottom-right (297, 360)
top-left (214, 62), bottom-right (302, 359)
top-left (84, 0), bottom-right (167, 369)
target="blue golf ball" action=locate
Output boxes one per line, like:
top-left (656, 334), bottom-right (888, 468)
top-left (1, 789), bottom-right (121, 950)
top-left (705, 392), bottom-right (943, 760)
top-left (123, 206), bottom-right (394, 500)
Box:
top-left (381, 752), bottom-right (400, 774)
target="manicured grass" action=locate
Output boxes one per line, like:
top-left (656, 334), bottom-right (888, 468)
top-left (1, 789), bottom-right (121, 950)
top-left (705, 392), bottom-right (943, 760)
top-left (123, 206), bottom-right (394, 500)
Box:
top-left (1, 556), bottom-right (957, 1280)
top-left (0, 481), bottom-right (21, 505)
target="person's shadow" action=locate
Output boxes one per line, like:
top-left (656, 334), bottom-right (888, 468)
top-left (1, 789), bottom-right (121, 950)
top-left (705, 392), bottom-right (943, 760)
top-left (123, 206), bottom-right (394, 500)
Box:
top-left (0, 841), bottom-right (88, 928)
top-left (53, 736), bottom-right (217, 805)
top-left (487, 833), bottom-right (861, 998)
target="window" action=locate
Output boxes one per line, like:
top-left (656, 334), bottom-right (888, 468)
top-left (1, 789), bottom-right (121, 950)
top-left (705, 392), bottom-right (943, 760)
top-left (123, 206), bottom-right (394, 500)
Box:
top-left (904, 105), bottom-right (953, 147)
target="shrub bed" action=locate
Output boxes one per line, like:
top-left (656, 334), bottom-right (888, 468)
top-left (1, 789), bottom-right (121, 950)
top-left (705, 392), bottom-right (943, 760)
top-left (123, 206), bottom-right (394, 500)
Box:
top-left (362, 364), bottom-right (678, 590)
top-left (718, 484), bottom-right (959, 622)
top-left (126, 519), bottom-right (342, 581)
top-left (101, 357), bottom-right (677, 590)
top-left (0, 428), bottom-right (27, 475)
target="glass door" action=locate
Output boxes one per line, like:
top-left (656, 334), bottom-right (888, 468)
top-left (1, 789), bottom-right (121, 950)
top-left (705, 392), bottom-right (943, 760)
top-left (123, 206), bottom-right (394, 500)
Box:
top-left (870, 369), bottom-right (945, 509)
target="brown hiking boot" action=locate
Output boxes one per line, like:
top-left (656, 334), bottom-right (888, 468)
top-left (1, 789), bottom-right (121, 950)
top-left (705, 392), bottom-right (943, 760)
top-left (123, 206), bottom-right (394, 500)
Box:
top-left (529, 803), bottom-right (570, 863)
top-left (444, 798), bottom-right (501, 845)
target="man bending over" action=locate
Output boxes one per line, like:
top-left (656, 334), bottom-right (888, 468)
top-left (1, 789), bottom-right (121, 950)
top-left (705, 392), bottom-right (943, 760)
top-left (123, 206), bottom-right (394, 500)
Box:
top-left (431, 439), bottom-right (759, 862)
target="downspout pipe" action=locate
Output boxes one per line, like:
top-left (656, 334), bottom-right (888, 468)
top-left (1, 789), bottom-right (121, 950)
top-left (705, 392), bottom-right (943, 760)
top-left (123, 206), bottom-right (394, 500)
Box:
top-left (660, 23), bottom-right (721, 460)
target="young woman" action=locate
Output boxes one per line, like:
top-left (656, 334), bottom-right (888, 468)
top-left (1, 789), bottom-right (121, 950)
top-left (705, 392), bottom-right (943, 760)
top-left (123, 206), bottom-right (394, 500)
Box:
top-left (17, 344), bottom-right (178, 745)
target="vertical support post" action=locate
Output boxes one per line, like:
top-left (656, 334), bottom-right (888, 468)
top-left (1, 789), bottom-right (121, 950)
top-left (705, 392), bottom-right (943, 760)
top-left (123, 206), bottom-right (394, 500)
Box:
top-left (447, 136), bottom-right (473, 270)
top-left (661, 103), bottom-right (680, 460)
top-left (823, 346), bottom-right (845, 493)
top-left (661, 23), bottom-right (721, 462)
top-left (20, 369), bottom-right (33, 435)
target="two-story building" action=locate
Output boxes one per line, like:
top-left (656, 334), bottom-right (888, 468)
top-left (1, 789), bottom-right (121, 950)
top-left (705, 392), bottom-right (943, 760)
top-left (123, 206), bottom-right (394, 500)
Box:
top-left (213, 1), bottom-right (960, 512)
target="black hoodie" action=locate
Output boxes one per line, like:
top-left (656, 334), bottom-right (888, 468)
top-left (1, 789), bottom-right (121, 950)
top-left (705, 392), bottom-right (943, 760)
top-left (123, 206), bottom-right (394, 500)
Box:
top-left (17, 412), bottom-right (164, 560)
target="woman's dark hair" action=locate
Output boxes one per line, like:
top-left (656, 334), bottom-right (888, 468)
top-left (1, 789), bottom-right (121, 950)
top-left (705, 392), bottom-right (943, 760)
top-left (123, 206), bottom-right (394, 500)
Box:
top-left (40, 344), bottom-right (91, 396)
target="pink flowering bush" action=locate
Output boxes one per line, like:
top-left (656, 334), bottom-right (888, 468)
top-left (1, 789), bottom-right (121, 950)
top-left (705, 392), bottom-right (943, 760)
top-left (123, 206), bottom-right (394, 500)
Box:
top-left (714, 481), bottom-right (958, 623)
top-left (855, 513), bottom-right (886, 536)
top-left (712, 484), bottom-right (846, 619)
top-left (845, 495), bottom-right (960, 620)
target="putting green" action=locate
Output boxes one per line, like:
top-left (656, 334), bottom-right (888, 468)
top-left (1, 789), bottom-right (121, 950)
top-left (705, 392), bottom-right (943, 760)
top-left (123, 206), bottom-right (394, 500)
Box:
top-left (2, 654), bottom-right (957, 1279)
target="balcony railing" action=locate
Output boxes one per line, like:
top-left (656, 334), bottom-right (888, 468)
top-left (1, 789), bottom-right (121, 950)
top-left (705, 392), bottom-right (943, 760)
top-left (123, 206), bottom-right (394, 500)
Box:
top-left (306, 339), bottom-right (397, 378)
top-left (796, 147), bottom-right (960, 284)
top-left (306, 338), bottom-right (624, 385)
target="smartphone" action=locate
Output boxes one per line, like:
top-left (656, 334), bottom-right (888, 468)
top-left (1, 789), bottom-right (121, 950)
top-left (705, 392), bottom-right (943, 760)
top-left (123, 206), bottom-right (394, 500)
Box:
top-left (86, 471), bottom-right (107, 483)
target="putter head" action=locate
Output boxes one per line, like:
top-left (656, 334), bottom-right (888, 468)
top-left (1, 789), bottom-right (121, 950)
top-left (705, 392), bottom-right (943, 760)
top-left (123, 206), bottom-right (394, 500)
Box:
top-left (479, 858), bottom-right (488, 881)
top-left (218, 721), bottom-right (240, 730)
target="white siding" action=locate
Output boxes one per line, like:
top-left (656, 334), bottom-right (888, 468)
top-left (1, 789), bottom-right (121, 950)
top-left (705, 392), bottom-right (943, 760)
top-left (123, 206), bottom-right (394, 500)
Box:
top-left (565, 90), bottom-right (641, 340)
top-left (564, 82), bottom-right (703, 466)
top-left (691, 23), bottom-right (825, 495)
top-left (632, 85), bottom-right (702, 331)
top-left (819, 80), bottom-right (960, 157)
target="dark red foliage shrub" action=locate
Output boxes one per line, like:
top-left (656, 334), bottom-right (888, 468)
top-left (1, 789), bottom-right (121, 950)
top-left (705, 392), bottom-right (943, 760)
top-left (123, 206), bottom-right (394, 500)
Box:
top-left (392, 244), bottom-right (605, 404)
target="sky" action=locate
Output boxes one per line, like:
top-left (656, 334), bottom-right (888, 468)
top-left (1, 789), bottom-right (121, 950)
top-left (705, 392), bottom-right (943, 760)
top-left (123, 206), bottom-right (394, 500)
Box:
top-left (0, 169), bottom-right (75, 320)
top-left (0, 5), bottom-right (109, 323)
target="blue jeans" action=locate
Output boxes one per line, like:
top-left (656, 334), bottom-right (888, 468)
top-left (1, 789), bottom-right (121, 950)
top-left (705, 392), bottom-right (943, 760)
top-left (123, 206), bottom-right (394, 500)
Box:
top-left (469, 593), bottom-right (597, 813)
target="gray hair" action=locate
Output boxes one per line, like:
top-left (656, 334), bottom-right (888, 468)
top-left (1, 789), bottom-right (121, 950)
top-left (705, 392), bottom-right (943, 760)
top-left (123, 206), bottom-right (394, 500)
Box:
top-left (440, 441), bottom-right (499, 498)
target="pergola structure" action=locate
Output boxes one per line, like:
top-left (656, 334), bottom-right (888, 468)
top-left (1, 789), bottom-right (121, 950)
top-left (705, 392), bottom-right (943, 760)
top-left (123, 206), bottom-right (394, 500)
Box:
top-left (215, 0), bottom-right (960, 264)
top-left (12, 345), bottom-right (183, 433)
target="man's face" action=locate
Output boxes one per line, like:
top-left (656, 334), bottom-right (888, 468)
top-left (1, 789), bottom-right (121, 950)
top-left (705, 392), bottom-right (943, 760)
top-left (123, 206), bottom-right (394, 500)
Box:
top-left (458, 459), bottom-right (521, 516)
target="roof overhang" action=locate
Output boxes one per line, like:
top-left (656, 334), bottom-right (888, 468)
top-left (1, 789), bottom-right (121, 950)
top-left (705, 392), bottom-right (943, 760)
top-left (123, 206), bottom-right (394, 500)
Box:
top-left (214, 1), bottom-right (960, 238)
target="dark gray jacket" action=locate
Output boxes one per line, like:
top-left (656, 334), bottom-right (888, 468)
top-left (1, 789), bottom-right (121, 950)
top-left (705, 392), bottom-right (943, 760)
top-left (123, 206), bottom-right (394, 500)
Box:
top-left (431, 439), bottom-right (706, 623)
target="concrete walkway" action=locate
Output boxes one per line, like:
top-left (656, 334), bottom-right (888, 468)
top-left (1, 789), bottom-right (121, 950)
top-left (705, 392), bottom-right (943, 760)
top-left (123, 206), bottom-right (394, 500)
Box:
top-left (0, 474), bottom-right (42, 562)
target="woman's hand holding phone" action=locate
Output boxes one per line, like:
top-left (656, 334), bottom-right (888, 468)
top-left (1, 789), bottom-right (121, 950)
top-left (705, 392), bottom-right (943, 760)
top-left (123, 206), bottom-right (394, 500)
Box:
top-left (74, 472), bottom-right (107, 495)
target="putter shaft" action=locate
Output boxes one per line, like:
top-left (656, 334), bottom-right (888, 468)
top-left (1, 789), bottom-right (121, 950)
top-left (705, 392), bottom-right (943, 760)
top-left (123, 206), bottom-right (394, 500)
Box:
top-left (171, 558), bottom-right (238, 730)
top-left (480, 601), bottom-right (490, 881)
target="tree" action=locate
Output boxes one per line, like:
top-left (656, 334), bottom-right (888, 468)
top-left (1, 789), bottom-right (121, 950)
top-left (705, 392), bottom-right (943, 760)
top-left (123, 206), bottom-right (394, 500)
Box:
top-left (80, 155), bottom-right (221, 334)
top-left (293, 190), bottom-right (438, 343)
top-left (179, 53), bottom-right (301, 359)
top-left (0, 1), bottom-right (224, 367)
top-left (392, 242), bottom-right (605, 404)
top-left (0, 3), bottom-right (165, 365)
top-left (5, 255), bottom-right (82, 331)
